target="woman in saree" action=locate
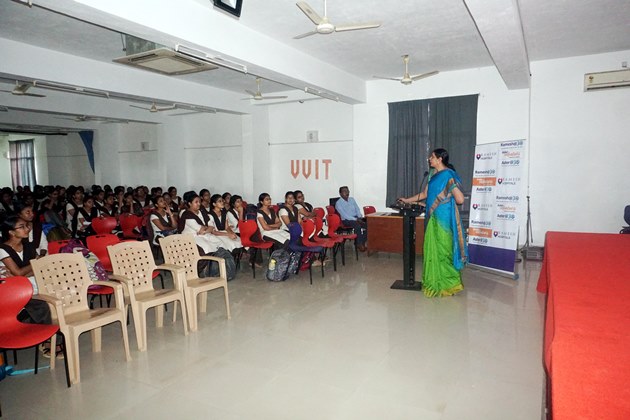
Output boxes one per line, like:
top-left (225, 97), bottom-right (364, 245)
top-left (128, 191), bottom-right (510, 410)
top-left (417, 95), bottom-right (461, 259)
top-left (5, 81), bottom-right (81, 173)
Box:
top-left (399, 148), bottom-right (467, 297)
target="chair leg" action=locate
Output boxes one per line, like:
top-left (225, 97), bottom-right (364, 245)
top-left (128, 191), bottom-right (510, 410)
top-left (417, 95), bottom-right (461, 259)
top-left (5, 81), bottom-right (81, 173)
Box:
top-left (308, 264), bottom-right (313, 285)
top-left (179, 297), bottom-right (189, 335)
top-left (156, 305), bottom-right (164, 328)
top-left (355, 240), bottom-right (359, 260)
top-left (91, 327), bottom-right (102, 352)
top-left (59, 334), bottom-right (71, 388)
top-left (50, 334), bottom-right (56, 371)
top-left (223, 286), bottom-right (231, 320)
top-left (187, 290), bottom-right (198, 332)
top-left (34, 345), bottom-right (39, 374)
top-left (340, 241), bottom-right (346, 266)
top-left (199, 292), bottom-right (208, 313)
top-left (119, 319), bottom-right (132, 362)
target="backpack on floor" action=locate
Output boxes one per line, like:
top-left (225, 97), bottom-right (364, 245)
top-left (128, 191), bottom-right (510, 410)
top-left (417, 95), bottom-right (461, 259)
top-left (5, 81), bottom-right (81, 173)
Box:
top-left (287, 251), bottom-right (302, 276)
top-left (206, 247), bottom-right (237, 281)
top-left (266, 249), bottom-right (293, 282)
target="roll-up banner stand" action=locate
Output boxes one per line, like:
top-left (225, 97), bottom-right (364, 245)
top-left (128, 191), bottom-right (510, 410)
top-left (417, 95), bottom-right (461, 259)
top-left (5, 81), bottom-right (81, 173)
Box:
top-left (467, 139), bottom-right (526, 279)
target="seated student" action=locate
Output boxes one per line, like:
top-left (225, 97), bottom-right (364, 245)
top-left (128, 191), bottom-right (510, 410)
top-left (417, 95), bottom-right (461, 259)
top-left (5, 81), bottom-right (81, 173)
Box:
top-left (177, 191), bottom-right (223, 255)
top-left (256, 193), bottom-right (290, 247)
top-left (335, 186), bottom-right (368, 252)
top-left (0, 187), bottom-right (16, 216)
top-left (162, 192), bottom-right (179, 219)
top-left (278, 191), bottom-right (301, 231)
top-left (93, 188), bottom-right (106, 213)
top-left (119, 192), bottom-right (143, 216)
top-left (206, 194), bottom-right (242, 252)
top-left (65, 186), bottom-right (83, 238)
top-left (199, 188), bottom-right (212, 219)
top-left (76, 195), bottom-right (98, 237)
top-left (99, 193), bottom-right (118, 218)
top-left (222, 192), bottom-right (232, 213)
top-left (294, 190), bottom-right (316, 219)
top-left (226, 195), bottom-right (244, 235)
top-left (15, 202), bottom-right (48, 256)
top-left (0, 216), bottom-right (53, 337)
top-left (148, 196), bottom-right (177, 245)
top-left (168, 186), bottom-right (183, 210)
top-left (134, 186), bottom-right (151, 209)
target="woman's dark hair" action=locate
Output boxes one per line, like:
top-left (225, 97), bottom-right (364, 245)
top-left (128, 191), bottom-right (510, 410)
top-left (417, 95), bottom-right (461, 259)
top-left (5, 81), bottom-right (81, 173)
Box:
top-left (199, 189), bottom-right (210, 198)
top-left (285, 191), bottom-right (295, 200)
top-left (210, 194), bottom-right (222, 208)
top-left (151, 196), bottom-right (162, 207)
top-left (2, 215), bottom-right (23, 241)
top-left (258, 193), bottom-right (269, 208)
top-left (432, 148), bottom-right (455, 170)
top-left (123, 192), bottom-right (134, 201)
top-left (168, 186), bottom-right (177, 194)
top-left (183, 191), bottom-right (199, 205)
top-left (83, 195), bottom-right (94, 205)
top-left (222, 192), bottom-right (231, 200)
top-left (229, 195), bottom-right (242, 208)
top-left (14, 201), bottom-right (32, 215)
top-left (293, 190), bottom-right (303, 199)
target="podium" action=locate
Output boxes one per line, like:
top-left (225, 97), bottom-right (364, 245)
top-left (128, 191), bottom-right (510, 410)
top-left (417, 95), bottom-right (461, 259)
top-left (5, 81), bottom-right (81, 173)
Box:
top-left (390, 203), bottom-right (424, 291)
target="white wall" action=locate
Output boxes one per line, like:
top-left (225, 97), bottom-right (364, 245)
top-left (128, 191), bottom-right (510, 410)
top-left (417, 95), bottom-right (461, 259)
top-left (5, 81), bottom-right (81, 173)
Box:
top-left (529, 50), bottom-right (630, 242)
top-left (47, 133), bottom-right (93, 187)
top-left (267, 100), bottom-right (354, 207)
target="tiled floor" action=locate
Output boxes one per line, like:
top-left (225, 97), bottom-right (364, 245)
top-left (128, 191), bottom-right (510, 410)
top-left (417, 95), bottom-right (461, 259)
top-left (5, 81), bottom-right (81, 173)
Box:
top-left (0, 251), bottom-right (545, 419)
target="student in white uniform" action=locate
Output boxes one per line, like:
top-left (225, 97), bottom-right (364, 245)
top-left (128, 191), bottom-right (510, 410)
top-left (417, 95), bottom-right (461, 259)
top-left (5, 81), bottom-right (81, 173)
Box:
top-left (177, 191), bottom-right (223, 254)
top-left (15, 202), bottom-right (48, 256)
top-left (278, 191), bottom-right (302, 231)
top-left (256, 193), bottom-right (290, 247)
top-left (226, 194), bottom-right (244, 235)
top-left (149, 195), bottom-right (178, 245)
top-left (206, 194), bottom-right (242, 252)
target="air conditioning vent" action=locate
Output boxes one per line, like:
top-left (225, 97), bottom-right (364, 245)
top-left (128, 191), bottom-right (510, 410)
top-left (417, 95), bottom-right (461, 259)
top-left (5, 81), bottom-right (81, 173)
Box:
top-left (113, 48), bottom-right (218, 75)
top-left (584, 68), bottom-right (630, 91)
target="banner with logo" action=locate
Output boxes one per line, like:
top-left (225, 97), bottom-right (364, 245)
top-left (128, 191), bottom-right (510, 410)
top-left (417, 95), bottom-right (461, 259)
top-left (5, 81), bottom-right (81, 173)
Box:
top-left (467, 139), bottom-right (526, 277)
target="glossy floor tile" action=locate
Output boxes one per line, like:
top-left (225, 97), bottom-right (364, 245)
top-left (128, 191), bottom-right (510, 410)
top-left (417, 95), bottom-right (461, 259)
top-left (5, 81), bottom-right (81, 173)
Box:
top-left (0, 251), bottom-right (545, 419)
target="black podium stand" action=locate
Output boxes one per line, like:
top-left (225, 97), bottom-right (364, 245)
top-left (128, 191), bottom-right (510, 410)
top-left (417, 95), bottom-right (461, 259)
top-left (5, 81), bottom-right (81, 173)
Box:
top-left (390, 204), bottom-right (424, 291)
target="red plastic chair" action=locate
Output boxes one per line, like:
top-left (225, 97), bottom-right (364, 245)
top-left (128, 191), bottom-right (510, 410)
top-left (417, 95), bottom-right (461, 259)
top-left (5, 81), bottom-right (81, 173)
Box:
top-left (238, 220), bottom-right (274, 278)
top-left (301, 219), bottom-right (336, 274)
top-left (326, 213), bottom-right (359, 265)
top-left (313, 207), bottom-right (325, 220)
top-left (47, 239), bottom-right (72, 255)
top-left (0, 276), bottom-right (70, 387)
top-left (363, 206), bottom-right (376, 216)
top-left (92, 217), bottom-right (117, 235)
top-left (326, 205), bottom-right (336, 216)
top-left (119, 214), bottom-right (142, 240)
top-left (271, 204), bottom-right (280, 215)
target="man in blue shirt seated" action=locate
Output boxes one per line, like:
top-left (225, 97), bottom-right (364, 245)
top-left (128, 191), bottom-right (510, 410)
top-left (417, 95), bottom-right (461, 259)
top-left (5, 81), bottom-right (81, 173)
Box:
top-left (334, 186), bottom-right (367, 252)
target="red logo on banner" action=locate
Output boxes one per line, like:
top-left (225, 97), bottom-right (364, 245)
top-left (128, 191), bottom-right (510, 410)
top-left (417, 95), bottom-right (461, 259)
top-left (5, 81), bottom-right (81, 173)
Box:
top-left (291, 159), bottom-right (332, 180)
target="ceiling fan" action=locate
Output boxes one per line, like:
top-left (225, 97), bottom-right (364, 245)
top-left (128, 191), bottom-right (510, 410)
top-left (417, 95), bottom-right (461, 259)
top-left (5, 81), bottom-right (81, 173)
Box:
top-left (373, 55), bottom-right (439, 85)
top-left (0, 81), bottom-right (46, 97)
top-left (293, 0), bottom-right (381, 39)
top-left (129, 102), bottom-right (177, 112)
top-left (242, 78), bottom-right (288, 101)
top-left (55, 115), bottom-right (126, 123)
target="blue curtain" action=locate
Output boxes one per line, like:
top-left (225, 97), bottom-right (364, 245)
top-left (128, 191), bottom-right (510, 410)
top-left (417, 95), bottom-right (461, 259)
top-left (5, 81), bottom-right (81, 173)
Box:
top-left (79, 130), bottom-right (95, 173)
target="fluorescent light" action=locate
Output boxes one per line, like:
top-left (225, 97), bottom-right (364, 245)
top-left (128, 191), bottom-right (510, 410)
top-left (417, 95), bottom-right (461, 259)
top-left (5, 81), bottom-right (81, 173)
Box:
top-left (304, 86), bottom-right (339, 101)
top-left (33, 81), bottom-right (110, 98)
top-left (175, 44), bottom-right (248, 74)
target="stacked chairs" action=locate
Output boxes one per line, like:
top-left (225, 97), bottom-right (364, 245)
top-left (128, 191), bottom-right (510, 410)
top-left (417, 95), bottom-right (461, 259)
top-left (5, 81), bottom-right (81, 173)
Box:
top-left (107, 240), bottom-right (188, 352)
top-left (159, 234), bottom-right (230, 331)
top-left (31, 252), bottom-right (131, 384)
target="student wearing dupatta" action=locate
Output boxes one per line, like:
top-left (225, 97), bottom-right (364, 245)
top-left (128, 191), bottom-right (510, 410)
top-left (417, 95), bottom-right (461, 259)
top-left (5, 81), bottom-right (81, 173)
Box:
top-left (399, 148), bottom-right (468, 297)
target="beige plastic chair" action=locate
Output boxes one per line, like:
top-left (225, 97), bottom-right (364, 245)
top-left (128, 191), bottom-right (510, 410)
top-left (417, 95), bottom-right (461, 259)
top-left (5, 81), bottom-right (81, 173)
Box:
top-left (31, 252), bottom-right (131, 385)
top-left (107, 240), bottom-right (188, 351)
top-left (159, 234), bottom-right (231, 332)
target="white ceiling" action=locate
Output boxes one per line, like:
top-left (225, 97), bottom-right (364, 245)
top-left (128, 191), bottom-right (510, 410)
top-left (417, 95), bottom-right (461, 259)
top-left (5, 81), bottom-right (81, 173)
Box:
top-left (0, 0), bottom-right (629, 131)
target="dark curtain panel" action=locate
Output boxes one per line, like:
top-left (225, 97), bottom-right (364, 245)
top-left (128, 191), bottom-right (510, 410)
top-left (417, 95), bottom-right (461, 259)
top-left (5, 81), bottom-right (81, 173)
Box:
top-left (9, 139), bottom-right (37, 189)
top-left (79, 130), bottom-right (95, 173)
top-left (429, 94), bottom-right (478, 193)
top-left (386, 100), bottom-right (431, 205)
top-left (386, 94), bottom-right (478, 205)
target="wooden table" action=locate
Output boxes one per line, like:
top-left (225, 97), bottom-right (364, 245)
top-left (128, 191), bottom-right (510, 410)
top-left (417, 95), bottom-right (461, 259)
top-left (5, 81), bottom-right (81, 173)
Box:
top-left (366, 212), bottom-right (424, 255)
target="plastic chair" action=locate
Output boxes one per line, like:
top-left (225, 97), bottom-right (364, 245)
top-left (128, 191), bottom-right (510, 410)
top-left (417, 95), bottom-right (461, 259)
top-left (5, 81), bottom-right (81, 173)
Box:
top-left (0, 276), bottom-right (70, 388)
top-left (313, 207), bottom-right (325, 220)
top-left (363, 206), bottom-right (376, 216)
top-left (302, 218), bottom-right (337, 273)
top-left (287, 222), bottom-right (322, 285)
top-left (91, 217), bottom-right (117, 235)
top-left (238, 220), bottom-right (274, 278)
top-left (119, 214), bottom-right (142, 240)
top-left (327, 213), bottom-right (359, 265)
top-left (271, 204), bottom-right (280, 215)
top-left (47, 239), bottom-right (72, 255)
top-left (86, 234), bottom-right (121, 308)
top-left (31, 253), bottom-right (131, 384)
top-left (107, 240), bottom-right (188, 351)
top-left (325, 205), bottom-right (336, 216)
top-left (159, 234), bottom-right (231, 332)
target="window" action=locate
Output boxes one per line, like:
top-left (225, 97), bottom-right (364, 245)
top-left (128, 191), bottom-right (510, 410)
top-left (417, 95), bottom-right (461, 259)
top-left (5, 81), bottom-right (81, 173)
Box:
top-left (9, 139), bottom-right (37, 189)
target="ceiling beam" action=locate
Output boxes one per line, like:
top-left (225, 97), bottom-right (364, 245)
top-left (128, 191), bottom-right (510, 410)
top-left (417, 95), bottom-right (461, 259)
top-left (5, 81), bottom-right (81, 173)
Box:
top-left (463, 0), bottom-right (530, 89)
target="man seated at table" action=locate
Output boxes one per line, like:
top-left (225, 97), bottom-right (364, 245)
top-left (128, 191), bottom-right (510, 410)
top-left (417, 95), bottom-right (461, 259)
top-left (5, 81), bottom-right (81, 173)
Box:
top-left (335, 186), bottom-right (367, 252)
